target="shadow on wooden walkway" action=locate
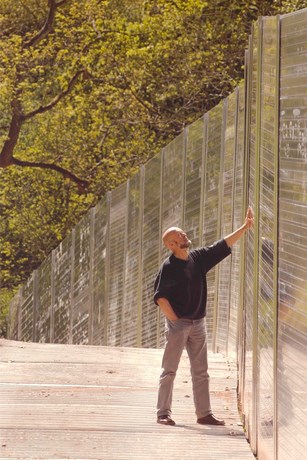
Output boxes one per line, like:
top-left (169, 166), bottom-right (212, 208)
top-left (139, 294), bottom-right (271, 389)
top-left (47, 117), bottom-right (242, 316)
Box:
top-left (0, 339), bottom-right (255, 460)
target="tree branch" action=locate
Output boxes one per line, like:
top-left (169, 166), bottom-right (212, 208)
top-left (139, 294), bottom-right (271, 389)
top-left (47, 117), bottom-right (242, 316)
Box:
top-left (24, 0), bottom-right (69, 49)
top-left (12, 156), bottom-right (89, 193)
top-left (0, 99), bottom-right (24, 168)
top-left (23, 69), bottom-right (86, 120)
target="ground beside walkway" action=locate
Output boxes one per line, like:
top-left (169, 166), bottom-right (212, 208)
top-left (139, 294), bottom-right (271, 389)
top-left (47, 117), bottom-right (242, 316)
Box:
top-left (0, 339), bottom-right (255, 460)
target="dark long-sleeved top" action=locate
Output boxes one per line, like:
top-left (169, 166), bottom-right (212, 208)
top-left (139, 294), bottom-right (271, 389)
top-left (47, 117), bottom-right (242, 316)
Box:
top-left (153, 239), bottom-right (231, 319)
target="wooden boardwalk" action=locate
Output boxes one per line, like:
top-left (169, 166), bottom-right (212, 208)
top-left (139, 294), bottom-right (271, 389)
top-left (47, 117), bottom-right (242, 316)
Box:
top-left (0, 339), bottom-right (255, 460)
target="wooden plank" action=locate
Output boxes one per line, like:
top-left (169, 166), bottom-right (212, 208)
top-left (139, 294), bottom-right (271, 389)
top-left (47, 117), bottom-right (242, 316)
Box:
top-left (0, 339), bottom-right (255, 460)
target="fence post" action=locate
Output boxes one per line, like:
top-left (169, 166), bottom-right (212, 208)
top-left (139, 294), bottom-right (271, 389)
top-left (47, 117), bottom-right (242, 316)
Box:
top-left (104, 191), bottom-right (111, 345)
top-left (88, 208), bottom-right (95, 345)
top-left (69, 229), bottom-right (76, 344)
top-left (273, 15), bottom-right (281, 460)
top-left (32, 269), bottom-right (38, 343)
top-left (137, 166), bottom-right (145, 348)
top-left (50, 250), bottom-right (55, 343)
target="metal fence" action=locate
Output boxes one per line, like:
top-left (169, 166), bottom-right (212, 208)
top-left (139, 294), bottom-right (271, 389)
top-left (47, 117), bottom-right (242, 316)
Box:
top-left (8, 10), bottom-right (307, 460)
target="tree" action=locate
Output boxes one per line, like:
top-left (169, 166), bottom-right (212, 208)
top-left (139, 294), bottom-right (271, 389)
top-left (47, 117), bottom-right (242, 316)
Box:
top-left (0, 0), bottom-right (89, 191)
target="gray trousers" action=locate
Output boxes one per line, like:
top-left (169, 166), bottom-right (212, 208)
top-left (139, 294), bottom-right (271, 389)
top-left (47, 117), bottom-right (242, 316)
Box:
top-left (157, 317), bottom-right (212, 419)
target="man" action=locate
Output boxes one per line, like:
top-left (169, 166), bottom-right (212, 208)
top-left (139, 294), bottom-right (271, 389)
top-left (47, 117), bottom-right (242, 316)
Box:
top-left (153, 206), bottom-right (254, 426)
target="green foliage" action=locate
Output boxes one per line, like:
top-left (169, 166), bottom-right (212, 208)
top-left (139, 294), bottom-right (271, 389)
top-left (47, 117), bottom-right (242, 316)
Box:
top-left (0, 288), bottom-right (16, 337)
top-left (1, 0), bottom-right (307, 324)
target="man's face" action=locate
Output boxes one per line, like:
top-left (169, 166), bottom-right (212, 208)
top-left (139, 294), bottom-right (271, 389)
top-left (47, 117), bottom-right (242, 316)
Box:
top-left (171, 230), bottom-right (191, 249)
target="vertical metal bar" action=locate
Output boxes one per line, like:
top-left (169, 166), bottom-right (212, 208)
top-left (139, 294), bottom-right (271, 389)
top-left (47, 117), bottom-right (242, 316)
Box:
top-left (69, 228), bottom-right (76, 344)
top-left (50, 250), bottom-right (55, 344)
top-left (199, 114), bottom-right (208, 247)
top-left (137, 166), bottom-right (145, 348)
top-left (238, 42), bottom-right (253, 424)
top-left (88, 208), bottom-right (95, 345)
top-left (17, 287), bottom-right (23, 341)
top-left (104, 191), bottom-right (111, 345)
top-left (273, 15), bottom-right (281, 460)
top-left (32, 269), bottom-right (38, 342)
top-left (226, 87), bottom-right (240, 355)
top-left (181, 127), bottom-right (188, 229)
top-left (252, 17), bottom-right (263, 454)
top-left (120, 180), bottom-right (130, 346)
top-left (156, 150), bottom-right (165, 347)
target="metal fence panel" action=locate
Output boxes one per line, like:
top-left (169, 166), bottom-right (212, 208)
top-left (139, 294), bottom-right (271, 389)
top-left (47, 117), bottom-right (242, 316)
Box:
top-left (142, 155), bottom-right (162, 348)
top-left (257, 16), bottom-right (279, 460)
top-left (159, 132), bottom-right (186, 342)
top-left (8, 288), bottom-right (21, 340)
top-left (52, 233), bottom-right (73, 344)
top-left (161, 133), bottom-right (185, 257)
top-left (122, 173), bottom-right (142, 347)
top-left (244, 21), bottom-right (260, 451)
top-left (202, 104), bottom-right (223, 347)
top-left (183, 117), bottom-right (204, 246)
top-left (36, 256), bottom-right (52, 343)
top-left (107, 183), bottom-right (127, 346)
top-left (19, 274), bottom-right (34, 342)
top-left (229, 86), bottom-right (245, 356)
top-left (216, 94), bottom-right (237, 354)
top-left (92, 197), bottom-right (108, 345)
top-left (279, 10), bottom-right (307, 459)
top-left (71, 214), bottom-right (91, 344)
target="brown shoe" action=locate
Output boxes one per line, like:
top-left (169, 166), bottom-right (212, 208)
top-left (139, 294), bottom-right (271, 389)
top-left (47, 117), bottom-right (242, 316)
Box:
top-left (157, 415), bottom-right (176, 426)
top-left (197, 414), bottom-right (225, 426)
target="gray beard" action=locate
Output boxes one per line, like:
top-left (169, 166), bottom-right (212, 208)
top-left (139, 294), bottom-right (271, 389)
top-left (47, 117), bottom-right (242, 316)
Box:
top-left (179, 240), bottom-right (191, 249)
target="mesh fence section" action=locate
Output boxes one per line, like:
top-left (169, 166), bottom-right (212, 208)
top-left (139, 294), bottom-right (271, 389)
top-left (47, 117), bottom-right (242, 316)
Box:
top-left (52, 233), bottom-right (73, 344)
top-left (202, 104), bottom-right (223, 347)
top-left (92, 198), bottom-right (108, 345)
top-left (183, 117), bottom-right (204, 246)
top-left (122, 172), bottom-right (143, 347)
top-left (107, 183), bottom-right (127, 346)
top-left (71, 214), bottom-right (91, 345)
top-left (141, 155), bottom-right (161, 348)
top-left (216, 94), bottom-right (237, 354)
top-left (36, 256), bottom-right (52, 343)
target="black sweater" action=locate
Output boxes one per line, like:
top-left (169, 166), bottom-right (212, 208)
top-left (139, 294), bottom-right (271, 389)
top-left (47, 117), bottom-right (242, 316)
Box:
top-left (153, 239), bottom-right (231, 319)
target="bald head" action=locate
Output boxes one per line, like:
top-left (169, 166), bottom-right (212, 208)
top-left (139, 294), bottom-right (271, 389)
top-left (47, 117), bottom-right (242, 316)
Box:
top-left (162, 227), bottom-right (191, 253)
top-left (162, 227), bottom-right (182, 247)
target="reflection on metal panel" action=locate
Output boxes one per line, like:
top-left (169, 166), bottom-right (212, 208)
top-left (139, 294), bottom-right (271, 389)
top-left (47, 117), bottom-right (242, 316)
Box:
top-left (257, 17), bottom-right (278, 460)
top-left (244, 21), bottom-right (259, 448)
top-left (279, 9), bottom-right (307, 459)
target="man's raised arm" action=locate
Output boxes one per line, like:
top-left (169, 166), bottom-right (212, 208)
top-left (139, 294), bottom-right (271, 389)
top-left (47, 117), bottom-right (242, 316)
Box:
top-left (224, 206), bottom-right (254, 248)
